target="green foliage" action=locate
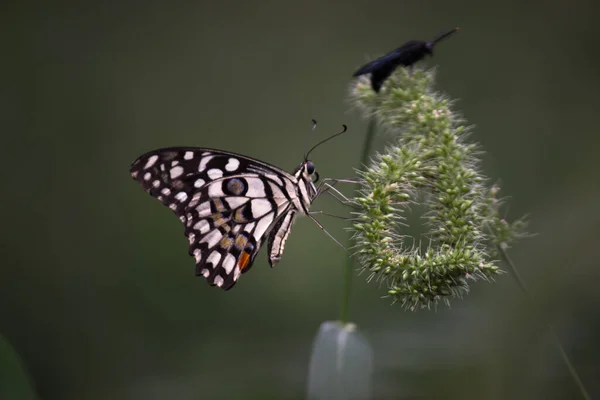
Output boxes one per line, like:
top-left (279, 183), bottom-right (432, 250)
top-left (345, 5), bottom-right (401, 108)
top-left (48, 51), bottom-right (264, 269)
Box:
top-left (349, 67), bottom-right (527, 310)
top-left (0, 334), bottom-right (37, 400)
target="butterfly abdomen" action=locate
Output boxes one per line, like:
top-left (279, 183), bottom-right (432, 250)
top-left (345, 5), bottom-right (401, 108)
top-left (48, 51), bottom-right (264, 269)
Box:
top-left (267, 211), bottom-right (297, 267)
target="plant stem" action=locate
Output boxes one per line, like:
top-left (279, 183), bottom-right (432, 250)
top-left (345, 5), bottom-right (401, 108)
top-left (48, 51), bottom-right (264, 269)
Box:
top-left (340, 116), bottom-right (377, 324)
top-left (498, 244), bottom-right (591, 400)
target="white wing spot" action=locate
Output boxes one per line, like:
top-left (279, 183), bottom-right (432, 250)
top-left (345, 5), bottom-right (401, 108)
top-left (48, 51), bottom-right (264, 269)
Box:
top-left (243, 222), bottom-right (256, 233)
top-left (184, 151), bottom-right (194, 160)
top-left (193, 219), bottom-right (210, 234)
top-left (214, 276), bottom-right (224, 287)
top-left (201, 268), bottom-right (210, 277)
top-left (152, 180), bottom-right (160, 188)
top-left (175, 192), bottom-right (188, 202)
top-left (207, 251), bottom-right (222, 267)
top-left (207, 168), bottom-right (223, 180)
top-left (188, 232), bottom-right (196, 244)
top-left (172, 160), bottom-right (179, 166)
top-left (169, 203), bottom-right (177, 210)
top-left (208, 182), bottom-right (224, 198)
top-left (223, 253), bottom-right (236, 274)
top-left (200, 229), bottom-right (223, 248)
top-left (170, 166), bottom-right (184, 179)
top-left (253, 212), bottom-right (274, 242)
top-left (225, 158), bottom-right (240, 172)
top-left (225, 197), bottom-right (249, 209)
top-left (143, 172), bottom-right (151, 181)
top-left (161, 188), bottom-right (171, 196)
top-left (188, 193), bottom-right (202, 208)
top-left (193, 248), bottom-right (202, 263)
top-left (246, 178), bottom-right (266, 197)
top-left (196, 202), bottom-right (211, 217)
top-left (194, 179), bottom-right (206, 188)
top-left (233, 266), bottom-right (241, 281)
top-left (198, 155), bottom-right (214, 172)
top-left (250, 198), bottom-right (273, 219)
top-left (144, 155), bottom-right (158, 169)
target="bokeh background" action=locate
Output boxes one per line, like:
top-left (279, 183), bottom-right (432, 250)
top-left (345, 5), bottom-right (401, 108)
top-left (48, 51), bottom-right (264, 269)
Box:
top-left (2, 1), bottom-right (600, 399)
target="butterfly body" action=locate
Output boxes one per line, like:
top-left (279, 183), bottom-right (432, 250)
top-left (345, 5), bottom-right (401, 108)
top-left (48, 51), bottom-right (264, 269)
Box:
top-left (130, 147), bottom-right (318, 290)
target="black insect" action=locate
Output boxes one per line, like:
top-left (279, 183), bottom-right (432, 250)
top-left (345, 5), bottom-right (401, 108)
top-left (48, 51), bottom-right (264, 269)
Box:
top-left (353, 27), bottom-right (460, 93)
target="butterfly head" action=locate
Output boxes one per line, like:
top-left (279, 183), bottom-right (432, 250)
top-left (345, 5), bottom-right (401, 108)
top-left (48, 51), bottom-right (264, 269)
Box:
top-left (295, 160), bottom-right (319, 183)
top-left (293, 160), bottom-right (319, 208)
top-left (305, 160), bottom-right (318, 181)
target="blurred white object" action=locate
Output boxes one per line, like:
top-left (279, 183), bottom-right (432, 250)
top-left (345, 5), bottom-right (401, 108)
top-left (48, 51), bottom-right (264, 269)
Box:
top-left (307, 321), bottom-right (373, 400)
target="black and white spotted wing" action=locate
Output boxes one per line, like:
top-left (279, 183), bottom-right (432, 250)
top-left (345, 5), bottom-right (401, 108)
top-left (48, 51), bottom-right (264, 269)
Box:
top-left (130, 147), bottom-right (318, 290)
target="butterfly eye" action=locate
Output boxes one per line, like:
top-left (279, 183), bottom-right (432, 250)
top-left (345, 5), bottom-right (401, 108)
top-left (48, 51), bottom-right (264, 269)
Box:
top-left (306, 161), bottom-right (315, 175)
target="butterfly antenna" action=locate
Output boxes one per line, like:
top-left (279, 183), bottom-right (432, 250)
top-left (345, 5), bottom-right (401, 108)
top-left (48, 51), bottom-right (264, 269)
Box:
top-left (303, 119), bottom-right (318, 160)
top-left (431, 27), bottom-right (460, 46)
top-left (305, 124), bottom-right (348, 160)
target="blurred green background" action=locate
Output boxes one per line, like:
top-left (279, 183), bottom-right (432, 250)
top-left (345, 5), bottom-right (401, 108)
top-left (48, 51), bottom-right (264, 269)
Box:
top-left (2, 1), bottom-right (600, 399)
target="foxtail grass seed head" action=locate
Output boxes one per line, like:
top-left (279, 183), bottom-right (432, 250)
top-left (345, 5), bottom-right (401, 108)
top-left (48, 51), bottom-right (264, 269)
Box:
top-left (349, 66), bottom-right (527, 310)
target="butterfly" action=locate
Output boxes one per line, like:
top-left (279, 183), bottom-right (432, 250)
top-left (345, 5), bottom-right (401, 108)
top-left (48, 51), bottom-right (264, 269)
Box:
top-left (129, 125), bottom-right (347, 290)
top-left (353, 27), bottom-right (459, 92)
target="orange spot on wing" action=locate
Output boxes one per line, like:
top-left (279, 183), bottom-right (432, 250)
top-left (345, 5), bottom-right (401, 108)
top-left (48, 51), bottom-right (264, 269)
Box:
top-left (238, 251), bottom-right (250, 271)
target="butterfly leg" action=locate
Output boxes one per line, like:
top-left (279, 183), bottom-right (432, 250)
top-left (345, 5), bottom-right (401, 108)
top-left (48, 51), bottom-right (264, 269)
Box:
top-left (324, 178), bottom-right (359, 184)
top-left (316, 178), bottom-right (355, 200)
top-left (318, 183), bottom-right (361, 209)
top-left (315, 180), bottom-right (336, 197)
top-left (316, 177), bottom-right (359, 193)
top-left (308, 210), bottom-right (359, 221)
top-left (307, 214), bottom-right (350, 254)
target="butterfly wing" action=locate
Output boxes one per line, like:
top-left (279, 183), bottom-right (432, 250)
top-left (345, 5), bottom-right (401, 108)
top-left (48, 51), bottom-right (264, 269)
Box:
top-left (130, 147), bottom-right (298, 289)
top-left (130, 147), bottom-right (295, 212)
